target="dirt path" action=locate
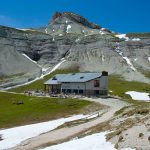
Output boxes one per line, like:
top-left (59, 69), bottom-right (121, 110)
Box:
top-left (11, 97), bottom-right (129, 150)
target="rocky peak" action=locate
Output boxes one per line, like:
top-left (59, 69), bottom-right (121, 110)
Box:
top-left (0, 12), bottom-right (150, 90)
top-left (50, 12), bottom-right (101, 29)
top-left (52, 12), bottom-right (62, 22)
top-left (63, 12), bottom-right (101, 29)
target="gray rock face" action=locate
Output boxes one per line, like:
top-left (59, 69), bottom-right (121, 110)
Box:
top-left (47, 12), bottom-right (102, 35)
top-left (0, 45), bottom-right (40, 76)
top-left (46, 12), bottom-right (150, 83)
top-left (0, 12), bottom-right (150, 89)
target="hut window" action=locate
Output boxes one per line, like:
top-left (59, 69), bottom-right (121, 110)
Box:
top-left (94, 80), bottom-right (100, 87)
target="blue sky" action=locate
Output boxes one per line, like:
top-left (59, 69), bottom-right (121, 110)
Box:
top-left (0, 0), bottom-right (149, 33)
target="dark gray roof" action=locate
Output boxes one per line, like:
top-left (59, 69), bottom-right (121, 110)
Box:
top-left (44, 72), bottom-right (101, 84)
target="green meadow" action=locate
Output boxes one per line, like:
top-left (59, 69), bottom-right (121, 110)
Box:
top-left (9, 69), bottom-right (150, 104)
top-left (3, 69), bottom-right (150, 128)
top-left (0, 92), bottom-right (92, 128)
top-left (109, 75), bottom-right (150, 104)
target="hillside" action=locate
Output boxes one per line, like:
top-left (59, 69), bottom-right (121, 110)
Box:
top-left (0, 12), bottom-right (150, 89)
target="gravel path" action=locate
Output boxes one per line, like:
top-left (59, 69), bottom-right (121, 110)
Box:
top-left (11, 97), bottom-right (129, 150)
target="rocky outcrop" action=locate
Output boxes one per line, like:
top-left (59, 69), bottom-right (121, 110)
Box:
top-left (46, 12), bottom-right (150, 83)
top-left (51, 12), bottom-right (101, 29)
top-left (46, 12), bottom-right (102, 35)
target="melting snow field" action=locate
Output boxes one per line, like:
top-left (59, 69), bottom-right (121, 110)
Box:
top-left (39, 132), bottom-right (134, 150)
top-left (66, 25), bottom-right (71, 33)
top-left (126, 91), bottom-right (150, 101)
top-left (132, 38), bottom-right (140, 41)
top-left (99, 30), bottom-right (105, 35)
top-left (45, 28), bottom-right (48, 34)
top-left (115, 34), bottom-right (129, 41)
top-left (122, 57), bottom-right (136, 71)
top-left (22, 53), bottom-right (37, 64)
top-left (0, 115), bottom-right (88, 150)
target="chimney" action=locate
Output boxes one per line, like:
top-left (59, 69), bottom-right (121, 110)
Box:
top-left (102, 71), bottom-right (108, 76)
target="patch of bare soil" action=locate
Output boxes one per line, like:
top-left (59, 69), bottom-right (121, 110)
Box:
top-left (106, 105), bottom-right (150, 150)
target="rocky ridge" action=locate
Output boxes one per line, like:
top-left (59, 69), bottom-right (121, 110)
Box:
top-left (0, 12), bottom-right (150, 89)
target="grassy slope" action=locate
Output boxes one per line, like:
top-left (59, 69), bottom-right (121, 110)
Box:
top-left (9, 69), bottom-right (150, 103)
top-left (9, 69), bottom-right (78, 93)
top-left (109, 75), bottom-right (150, 104)
top-left (0, 92), bottom-right (92, 128)
top-left (143, 72), bottom-right (150, 79)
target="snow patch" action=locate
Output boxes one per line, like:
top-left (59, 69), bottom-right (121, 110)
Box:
top-left (39, 132), bottom-right (135, 150)
top-left (114, 42), bottom-right (136, 71)
top-left (99, 30), bottom-right (105, 35)
top-left (115, 42), bottom-right (123, 55)
top-left (45, 28), bottom-right (48, 34)
top-left (59, 34), bottom-right (63, 36)
top-left (132, 38), bottom-right (141, 41)
top-left (0, 115), bottom-right (89, 150)
top-left (122, 57), bottom-right (136, 71)
top-left (40, 132), bottom-right (115, 150)
top-left (17, 28), bottom-right (36, 32)
top-left (148, 57), bottom-right (150, 62)
top-left (40, 59), bottom-right (66, 79)
top-left (75, 38), bottom-right (80, 42)
top-left (101, 28), bottom-right (105, 31)
top-left (102, 55), bottom-right (105, 62)
top-left (82, 30), bottom-right (85, 33)
top-left (22, 53), bottom-right (44, 69)
top-left (115, 34), bottom-right (129, 41)
top-left (66, 25), bottom-right (71, 33)
top-left (86, 113), bottom-right (99, 119)
top-left (66, 20), bottom-right (68, 24)
top-left (134, 58), bottom-right (137, 61)
top-left (49, 59), bottom-right (66, 73)
top-left (22, 53), bottom-right (37, 64)
top-left (53, 29), bottom-right (55, 32)
top-left (115, 48), bottom-right (123, 55)
top-left (52, 37), bottom-right (55, 41)
top-left (42, 68), bottom-right (48, 72)
top-left (126, 91), bottom-right (150, 101)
